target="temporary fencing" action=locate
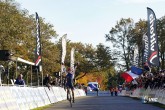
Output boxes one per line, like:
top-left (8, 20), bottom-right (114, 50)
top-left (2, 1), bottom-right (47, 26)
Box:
top-left (124, 87), bottom-right (165, 105)
top-left (86, 90), bottom-right (111, 96)
top-left (52, 87), bottom-right (63, 101)
top-left (11, 86), bottom-right (28, 110)
top-left (58, 87), bottom-right (67, 100)
top-left (0, 86), bottom-right (86, 110)
top-left (0, 86), bottom-right (19, 110)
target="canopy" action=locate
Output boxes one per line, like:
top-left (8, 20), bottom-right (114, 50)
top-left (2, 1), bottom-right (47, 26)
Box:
top-left (10, 56), bottom-right (35, 86)
top-left (10, 56), bottom-right (35, 65)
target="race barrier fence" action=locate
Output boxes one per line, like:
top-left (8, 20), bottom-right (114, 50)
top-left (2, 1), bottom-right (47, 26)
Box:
top-left (87, 91), bottom-right (111, 96)
top-left (1, 86), bottom-right (164, 110)
top-left (121, 88), bottom-right (165, 105)
top-left (0, 86), bottom-right (86, 110)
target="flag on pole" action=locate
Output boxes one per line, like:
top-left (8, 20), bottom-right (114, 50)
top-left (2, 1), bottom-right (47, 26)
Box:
top-left (131, 66), bottom-right (143, 75)
top-left (147, 7), bottom-right (159, 67)
top-left (61, 34), bottom-right (67, 64)
top-left (133, 45), bottom-right (139, 66)
top-left (61, 34), bottom-right (67, 74)
top-left (142, 33), bottom-right (149, 65)
top-left (34, 12), bottom-right (42, 72)
top-left (70, 48), bottom-right (75, 78)
top-left (121, 71), bottom-right (139, 83)
top-left (142, 33), bottom-right (151, 71)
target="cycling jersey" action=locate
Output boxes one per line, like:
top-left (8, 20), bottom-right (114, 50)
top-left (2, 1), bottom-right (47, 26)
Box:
top-left (66, 72), bottom-right (74, 89)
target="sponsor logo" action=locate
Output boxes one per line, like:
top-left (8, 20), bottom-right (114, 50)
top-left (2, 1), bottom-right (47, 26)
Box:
top-left (143, 96), bottom-right (158, 103)
top-left (149, 13), bottom-right (158, 65)
top-left (143, 35), bottom-right (149, 62)
top-left (149, 51), bottom-right (157, 64)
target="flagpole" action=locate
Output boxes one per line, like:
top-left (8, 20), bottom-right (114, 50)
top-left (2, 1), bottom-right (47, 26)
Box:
top-left (35, 12), bottom-right (42, 86)
top-left (147, 7), bottom-right (160, 67)
top-left (61, 34), bottom-right (67, 87)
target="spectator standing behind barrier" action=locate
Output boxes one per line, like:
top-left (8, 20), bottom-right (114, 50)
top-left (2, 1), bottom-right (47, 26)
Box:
top-left (14, 74), bottom-right (25, 85)
top-left (115, 87), bottom-right (118, 96)
top-left (110, 87), bottom-right (114, 96)
top-left (43, 74), bottom-right (51, 90)
top-left (51, 77), bottom-right (57, 86)
top-left (84, 86), bottom-right (87, 95)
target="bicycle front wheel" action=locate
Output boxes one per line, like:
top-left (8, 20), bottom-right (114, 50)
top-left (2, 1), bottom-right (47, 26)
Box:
top-left (68, 89), bottom-right (72, 107)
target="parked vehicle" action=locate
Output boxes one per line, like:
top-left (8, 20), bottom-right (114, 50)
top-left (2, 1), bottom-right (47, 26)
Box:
top-left (87, 82), bottom-right (99, 91)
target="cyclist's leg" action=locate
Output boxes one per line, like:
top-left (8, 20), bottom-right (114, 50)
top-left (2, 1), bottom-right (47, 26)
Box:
top-left (71, 85), bottom-right (74, 103)
top-left (71, 89), bottom-right (74, 102)
top-left (67, 87), bottom-right (69, 100)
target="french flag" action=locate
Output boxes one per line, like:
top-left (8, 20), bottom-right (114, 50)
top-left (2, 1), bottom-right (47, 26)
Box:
top-left (121, 71), bottom-right (139, 83)
top-left (131, 66), bottom-right (143, 75)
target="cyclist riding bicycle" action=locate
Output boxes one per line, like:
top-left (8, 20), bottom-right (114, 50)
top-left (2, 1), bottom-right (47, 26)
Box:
top-left (66, 67), bottom-right (75, 103)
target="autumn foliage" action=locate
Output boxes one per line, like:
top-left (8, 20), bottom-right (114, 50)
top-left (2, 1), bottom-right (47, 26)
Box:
top-left (76, 72), bottom-right (107, 90)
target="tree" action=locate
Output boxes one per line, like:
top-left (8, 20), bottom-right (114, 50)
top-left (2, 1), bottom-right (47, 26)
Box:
top-left (95, 43), bottom-right (114, 71)
top-left (157, 16), bottom-right (165, 69)
top-left (105, 18), bottom-right (134, 70)
top-left (0, 1), bottom-right (58, 83)
top-left (129, 19), bottom-right (147, 67)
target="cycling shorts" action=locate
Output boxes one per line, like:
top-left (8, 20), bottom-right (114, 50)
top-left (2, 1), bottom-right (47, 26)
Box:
top-left (66, 83), bottom-right (74, 90)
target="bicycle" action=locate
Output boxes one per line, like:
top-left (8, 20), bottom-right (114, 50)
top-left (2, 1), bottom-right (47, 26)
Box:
top-left (67, 87), bottom-right (73, 107)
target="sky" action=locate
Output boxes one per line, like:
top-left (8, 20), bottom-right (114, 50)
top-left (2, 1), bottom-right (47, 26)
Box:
top-left (15, 0), bottom-right (165, 47)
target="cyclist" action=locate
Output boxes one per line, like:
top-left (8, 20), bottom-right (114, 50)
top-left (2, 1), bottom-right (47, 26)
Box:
top-left (66, 67), bottom-right (75, 103)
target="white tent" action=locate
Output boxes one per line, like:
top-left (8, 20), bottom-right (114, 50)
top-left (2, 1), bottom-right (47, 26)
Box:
top-left (10, 56), bottom-right (35, 86)
top-left (10, 56), bottom-right (35, 65)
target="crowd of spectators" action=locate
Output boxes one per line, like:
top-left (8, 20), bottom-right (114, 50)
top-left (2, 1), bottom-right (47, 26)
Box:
top-left (42, 73), bottom-right (85, 90)
top-left (125, 70), bottom-right (165, 90)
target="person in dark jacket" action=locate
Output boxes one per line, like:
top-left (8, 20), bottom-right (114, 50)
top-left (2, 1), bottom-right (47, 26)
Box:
top-left (15, 74), bottom-right (25, 85)
top-left (43, 74), bottom-right (51, 90)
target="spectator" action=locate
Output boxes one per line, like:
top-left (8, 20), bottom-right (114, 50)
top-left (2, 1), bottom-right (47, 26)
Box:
top-left (143, 62), bottom-right (150, 71)
top-left (115, 87), bottom-right (118, 96)
top-left (43, 74), bottom-right (51, 90)
top-left (124, 69), bottom-right (165, 90)
top-left (84, 86), bottom-right (87, 95)
top-left (110, 87), bottom-right (114, 96)
top-left (51, 77), bottom-right (58, 86)
top-left (118, 85), bottom-right (122, 93)
top-left (15, 74), bottom-right (25, 85)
